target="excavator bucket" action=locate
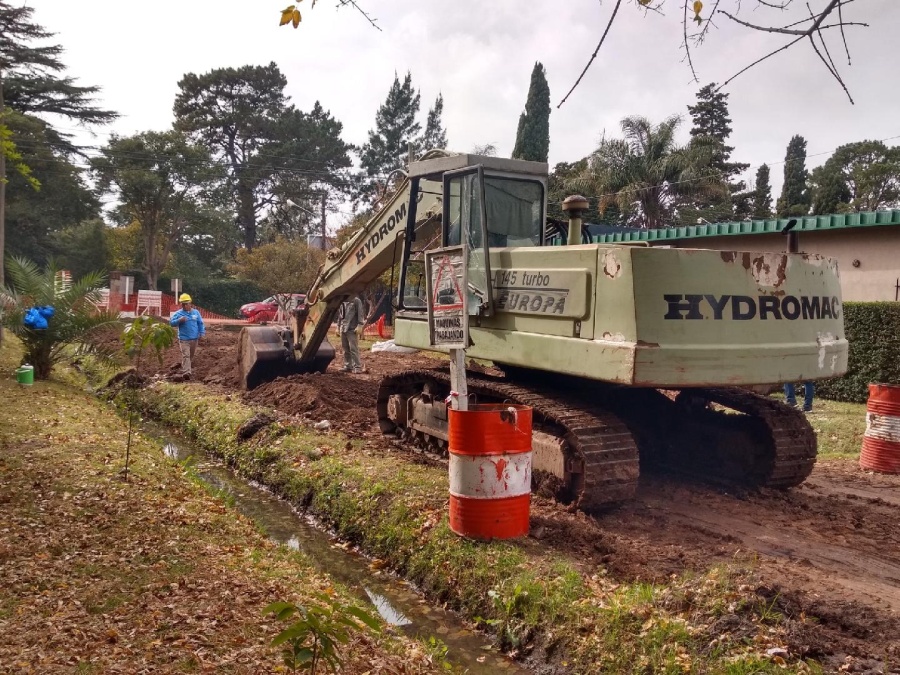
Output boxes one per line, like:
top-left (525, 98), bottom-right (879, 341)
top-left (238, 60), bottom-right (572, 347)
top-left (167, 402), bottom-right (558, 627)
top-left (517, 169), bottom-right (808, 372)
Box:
top-left (238, 325), bottom-right (336, 390)
top-left (238, 326), bottom-right (290, 390)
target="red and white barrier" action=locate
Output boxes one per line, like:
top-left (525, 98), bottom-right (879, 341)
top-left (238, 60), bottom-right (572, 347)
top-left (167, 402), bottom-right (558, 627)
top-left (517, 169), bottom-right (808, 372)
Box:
top-left (861, 383), bottom-right (900, 474)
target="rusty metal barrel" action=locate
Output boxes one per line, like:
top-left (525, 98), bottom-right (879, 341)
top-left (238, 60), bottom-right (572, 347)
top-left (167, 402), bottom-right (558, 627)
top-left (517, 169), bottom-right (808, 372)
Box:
top-left (447, 404), bottom-right (532, 540)
top-left (861, 383), bottom-right (900, 474)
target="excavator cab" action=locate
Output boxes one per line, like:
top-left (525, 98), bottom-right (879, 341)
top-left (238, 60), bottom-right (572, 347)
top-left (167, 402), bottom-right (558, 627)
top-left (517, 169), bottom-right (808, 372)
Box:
top-left (396, 156), bottom-right (549, 322)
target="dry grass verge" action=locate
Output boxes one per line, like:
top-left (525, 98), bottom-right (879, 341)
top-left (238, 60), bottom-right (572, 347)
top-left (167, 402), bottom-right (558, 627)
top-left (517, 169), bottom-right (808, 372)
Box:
top-left (0, 338), bottom-right (447, 674)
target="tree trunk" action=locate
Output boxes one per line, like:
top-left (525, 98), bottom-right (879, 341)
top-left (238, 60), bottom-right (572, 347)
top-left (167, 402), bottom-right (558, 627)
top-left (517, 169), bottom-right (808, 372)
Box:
top-left (0, 64), bottom-right (6, 346)
top-left (238, 182), bottom-right (256, 250)
top-left (144, 230), bottom-right (158, 290)
top-left (1, 63), bottom-right (6, 287)
top-left (320, 191), bottom-right (327, 250)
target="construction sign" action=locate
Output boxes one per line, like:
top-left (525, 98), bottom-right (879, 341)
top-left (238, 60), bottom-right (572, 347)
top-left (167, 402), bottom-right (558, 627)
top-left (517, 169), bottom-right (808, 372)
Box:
top-left (425, 246), bottom-right (469, 349)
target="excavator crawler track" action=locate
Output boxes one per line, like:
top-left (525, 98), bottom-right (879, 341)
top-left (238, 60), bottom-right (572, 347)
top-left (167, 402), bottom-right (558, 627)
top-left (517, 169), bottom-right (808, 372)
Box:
top-left (377, 368), bottom-right (817, 511)
top-left (377, 369), bottom-right (640, 510)
top-left (674, 387), bottom-right (817, 488)
top-left (598, 385), bottom-right (817, 489)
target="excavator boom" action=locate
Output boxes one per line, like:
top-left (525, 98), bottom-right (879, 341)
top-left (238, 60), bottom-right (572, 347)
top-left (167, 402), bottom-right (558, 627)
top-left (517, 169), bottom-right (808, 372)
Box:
top-left (238, 150), bottom-right (448, 389)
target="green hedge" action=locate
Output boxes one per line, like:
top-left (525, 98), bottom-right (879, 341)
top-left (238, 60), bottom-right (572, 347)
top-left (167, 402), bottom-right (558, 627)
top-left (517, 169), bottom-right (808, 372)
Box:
top-left (817, 302), bottom-right (900, 403)
top-left (178, 279), bottom-right (263, 318)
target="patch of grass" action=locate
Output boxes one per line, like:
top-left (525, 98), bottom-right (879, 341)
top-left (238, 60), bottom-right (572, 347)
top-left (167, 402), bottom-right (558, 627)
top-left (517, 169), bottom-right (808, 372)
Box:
top-left (85, 594), bottom-right (128, 616)
top-left (771, 390), bottom-right (866, 459)
top-left (805, 399), bottom-right (867, 459)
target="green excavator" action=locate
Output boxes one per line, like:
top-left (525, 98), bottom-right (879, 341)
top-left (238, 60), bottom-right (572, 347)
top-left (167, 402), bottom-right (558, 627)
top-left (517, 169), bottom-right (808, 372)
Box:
top-left (238, 151), bottom-right (847, 511)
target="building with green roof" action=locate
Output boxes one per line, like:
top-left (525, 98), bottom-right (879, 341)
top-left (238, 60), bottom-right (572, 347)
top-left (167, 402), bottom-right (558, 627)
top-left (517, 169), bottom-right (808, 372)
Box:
top-left (590, 210), bottom-right (900, 301)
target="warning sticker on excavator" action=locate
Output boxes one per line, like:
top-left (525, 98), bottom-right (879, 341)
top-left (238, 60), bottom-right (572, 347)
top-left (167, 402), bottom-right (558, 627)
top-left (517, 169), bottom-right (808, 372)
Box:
top-left (425, 247), bottom-right (468, 348)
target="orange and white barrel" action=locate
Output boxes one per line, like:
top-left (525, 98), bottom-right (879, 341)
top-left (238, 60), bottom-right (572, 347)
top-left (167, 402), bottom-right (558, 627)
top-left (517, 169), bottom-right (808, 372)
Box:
top-left (448, 404), bottom-right (532, 540)
top-left (861, 383), bottom-right (900, 474)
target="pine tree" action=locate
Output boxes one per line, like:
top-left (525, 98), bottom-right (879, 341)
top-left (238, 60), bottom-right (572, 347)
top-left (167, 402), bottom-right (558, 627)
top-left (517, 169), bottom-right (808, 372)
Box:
top-left (751, 164), bottom-right (773, 219)
top-left (511, 62), bottom-right (550, 163)
top-left (776, 135), bottom-right (811, 217)
top-left (360, 72), bottom-right (421, 184)
top-left (174, 63), bottom-right (351, 250)
top-left (1, 0), bottom-right (115, 285)
top-left (418, 93), bottom-right (448, 153)
top-left (684, 83), bottom-right (749, 222)
top-left (0, 2), bottom-right (116, 128)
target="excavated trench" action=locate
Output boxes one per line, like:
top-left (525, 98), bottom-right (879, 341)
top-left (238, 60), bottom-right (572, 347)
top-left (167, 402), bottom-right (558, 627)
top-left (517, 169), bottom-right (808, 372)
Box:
top-left (150, 426), bottom-right (528, 675)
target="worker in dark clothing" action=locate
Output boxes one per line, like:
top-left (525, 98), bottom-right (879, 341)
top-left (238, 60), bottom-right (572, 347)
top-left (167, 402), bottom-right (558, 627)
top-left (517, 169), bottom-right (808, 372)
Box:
top-left (337, 295), bottom-right (366, 373)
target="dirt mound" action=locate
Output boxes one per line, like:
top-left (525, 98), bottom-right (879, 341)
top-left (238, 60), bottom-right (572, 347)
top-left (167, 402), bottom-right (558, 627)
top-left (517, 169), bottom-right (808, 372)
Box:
top-left (242, 346), bottom-right (446, 436)
top-left (91, 324), bottom-right (243, 390)
top-left (246, 372), bottom-right (381, 432)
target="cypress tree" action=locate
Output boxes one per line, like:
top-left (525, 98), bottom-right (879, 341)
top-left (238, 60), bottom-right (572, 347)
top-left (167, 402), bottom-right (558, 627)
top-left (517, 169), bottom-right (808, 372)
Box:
top-left (511, 62), bottom-right (550, 163)
top-left (685, 83), bottom-right (749, 221)
top-left (0, 0), bottom-right (114, 282)
top-left (0, 2), bottom-right (116, 129)
top-left (776, 135), bottom-right (811, 217)
top-left (751, 163), bottom-right (773, 219)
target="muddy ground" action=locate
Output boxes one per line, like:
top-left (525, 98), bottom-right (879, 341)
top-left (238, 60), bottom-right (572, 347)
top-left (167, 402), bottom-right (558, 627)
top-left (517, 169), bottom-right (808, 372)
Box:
top-left (106, 326), bottom-right (900, 673)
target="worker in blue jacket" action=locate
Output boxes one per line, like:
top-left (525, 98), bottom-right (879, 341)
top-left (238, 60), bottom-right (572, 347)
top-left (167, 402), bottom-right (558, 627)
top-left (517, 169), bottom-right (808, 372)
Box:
top-left (169, 293), bottom-right (205, 379)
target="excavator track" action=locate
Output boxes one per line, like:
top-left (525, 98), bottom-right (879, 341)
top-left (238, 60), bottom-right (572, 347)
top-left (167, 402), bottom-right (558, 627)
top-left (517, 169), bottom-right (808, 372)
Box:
top-left (670, 387), bottom-right (817, 488)
top-left (377, 369), bottom-right (641, 510)
top-left (596, 384), bottom-right (817, 489)
top-left (377, 368), bottom-right (817, 511)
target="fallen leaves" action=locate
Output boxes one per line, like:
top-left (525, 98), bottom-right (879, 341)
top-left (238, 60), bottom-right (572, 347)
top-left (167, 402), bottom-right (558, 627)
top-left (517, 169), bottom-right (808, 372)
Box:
top-left (0, 367), bottom-right (447, 674)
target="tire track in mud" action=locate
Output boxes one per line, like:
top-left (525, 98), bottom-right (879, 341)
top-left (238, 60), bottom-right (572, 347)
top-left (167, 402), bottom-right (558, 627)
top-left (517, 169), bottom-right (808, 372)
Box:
top-left (802, 476), bottom-right (900, 507)
top-left (629, 477), bottom-right (900, 613)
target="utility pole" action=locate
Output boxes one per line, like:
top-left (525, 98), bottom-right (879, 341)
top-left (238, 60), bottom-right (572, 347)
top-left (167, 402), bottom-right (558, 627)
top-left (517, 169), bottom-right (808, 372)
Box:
top-left (320, 192), bottom-right (327, 250)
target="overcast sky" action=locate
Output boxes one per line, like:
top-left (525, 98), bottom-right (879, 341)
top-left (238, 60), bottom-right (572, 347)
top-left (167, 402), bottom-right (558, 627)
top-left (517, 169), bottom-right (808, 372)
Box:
top-left (27, 0), bottom-right (900, 221)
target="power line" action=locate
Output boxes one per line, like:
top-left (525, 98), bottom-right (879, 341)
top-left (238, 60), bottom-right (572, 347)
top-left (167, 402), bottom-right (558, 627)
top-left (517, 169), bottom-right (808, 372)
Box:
top-left (11, 125), bottom-right (900, 214)
top-left (32, 121), bottom-right (358, 170)
top-left (8, 136), bottom-right (392, 189)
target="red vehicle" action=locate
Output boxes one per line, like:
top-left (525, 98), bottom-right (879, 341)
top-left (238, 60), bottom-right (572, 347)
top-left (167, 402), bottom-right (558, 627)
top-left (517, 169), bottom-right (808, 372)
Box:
top-left (239, 294), bottom-right (306, 322)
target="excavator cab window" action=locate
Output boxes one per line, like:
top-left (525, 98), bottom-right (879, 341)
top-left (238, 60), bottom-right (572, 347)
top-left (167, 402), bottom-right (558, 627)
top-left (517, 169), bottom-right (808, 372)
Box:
top-left (443, 167), bottom-right (493, 316)
top-left (396, 167), bottom-right (544, 315)
top-left (444, 175), bottom-right (544, 248)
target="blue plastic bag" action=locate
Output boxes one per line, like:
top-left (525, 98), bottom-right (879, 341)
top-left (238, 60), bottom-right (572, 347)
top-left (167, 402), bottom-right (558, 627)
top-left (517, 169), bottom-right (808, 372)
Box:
top-left (23, 305), bottom-right (51, 330)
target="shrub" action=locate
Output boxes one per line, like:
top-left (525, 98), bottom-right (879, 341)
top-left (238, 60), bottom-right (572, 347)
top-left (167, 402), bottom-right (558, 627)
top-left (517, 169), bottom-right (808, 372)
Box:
top-left (817, 301), bottom-right (900, 403)
top-left (1, 257), bottom-right (120, 379)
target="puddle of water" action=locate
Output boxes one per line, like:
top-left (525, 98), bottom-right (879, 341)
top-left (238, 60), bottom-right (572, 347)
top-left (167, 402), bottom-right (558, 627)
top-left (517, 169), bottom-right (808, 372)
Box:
top-left (159, 438), bottom-right (527, 674)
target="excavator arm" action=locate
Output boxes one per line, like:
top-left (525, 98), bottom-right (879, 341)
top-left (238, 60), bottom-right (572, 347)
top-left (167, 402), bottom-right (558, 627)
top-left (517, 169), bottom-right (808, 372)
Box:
top-left (238, 150), bottom-right (449, 389)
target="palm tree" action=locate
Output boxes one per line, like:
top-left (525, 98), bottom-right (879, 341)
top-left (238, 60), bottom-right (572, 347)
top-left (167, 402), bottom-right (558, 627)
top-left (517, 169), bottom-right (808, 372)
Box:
top-left (0, 256), bottom-right (119, 379)
top-left (571, 115), bottom-right (724, 229)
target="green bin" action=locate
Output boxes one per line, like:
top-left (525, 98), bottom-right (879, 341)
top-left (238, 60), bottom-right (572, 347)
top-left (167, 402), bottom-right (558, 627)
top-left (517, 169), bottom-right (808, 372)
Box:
top-left (16, 365), bottom-right (34, 386)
